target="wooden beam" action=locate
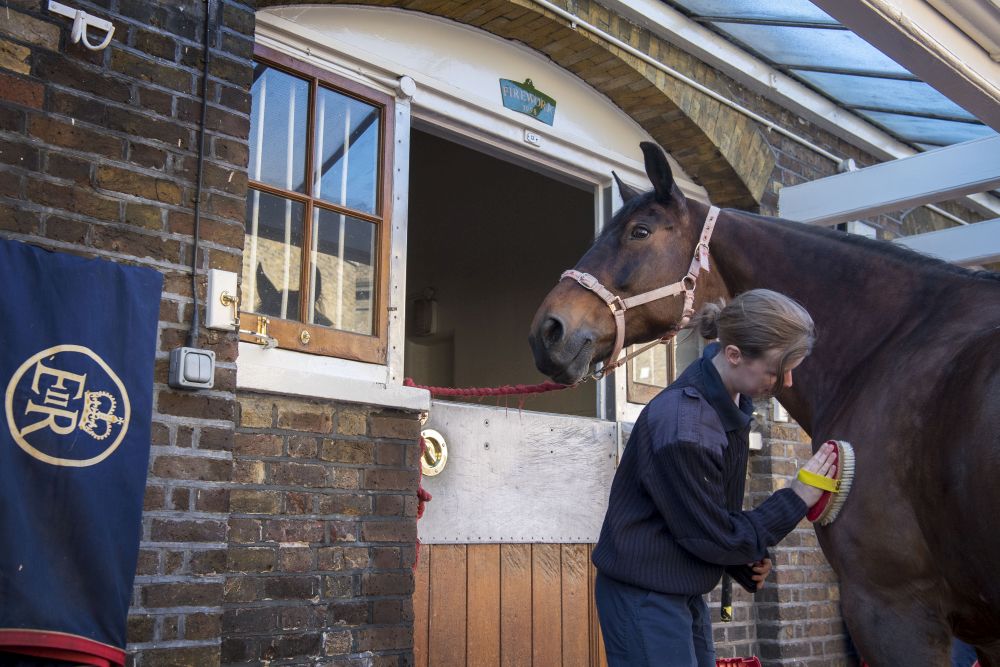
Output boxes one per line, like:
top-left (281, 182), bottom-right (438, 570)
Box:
top-left (778, 136), bottom-right (1000, 226)
top-left (894, 217), bottom-right (1000, 265)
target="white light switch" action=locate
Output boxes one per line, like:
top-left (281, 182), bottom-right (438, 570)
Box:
top-left (207, 269), bottom-right (239, 330)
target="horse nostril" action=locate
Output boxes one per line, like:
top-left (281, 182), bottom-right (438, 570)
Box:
top-left (541, 315), bottom-right (565, 347)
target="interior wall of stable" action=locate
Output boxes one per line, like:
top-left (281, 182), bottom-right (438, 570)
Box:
top-left (405, 128), bottom-right (597, 417)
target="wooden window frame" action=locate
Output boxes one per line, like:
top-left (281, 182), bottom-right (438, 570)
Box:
top-left (240, 44), bottom-right (395, 364)
top-left (625, 340), bottom-right (675, 404)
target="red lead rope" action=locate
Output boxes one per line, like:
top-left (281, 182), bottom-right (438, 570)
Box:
top-left (403, 377), bottom-right (571, 397)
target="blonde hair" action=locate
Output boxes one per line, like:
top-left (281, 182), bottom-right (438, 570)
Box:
top-left (693, 289), bottom-right (815, 376)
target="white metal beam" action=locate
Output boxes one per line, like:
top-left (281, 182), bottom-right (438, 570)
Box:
top-left (894, 217), bottom-right (1000, 265)
top-left (778, 135), bottom-right (1000, 226)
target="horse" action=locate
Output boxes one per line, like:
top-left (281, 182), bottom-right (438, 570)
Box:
top-left (528, 142), bottom-right (1000, 665)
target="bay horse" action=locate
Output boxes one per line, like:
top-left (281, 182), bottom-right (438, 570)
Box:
top-left (528, 142), bottom-right (1000, 665)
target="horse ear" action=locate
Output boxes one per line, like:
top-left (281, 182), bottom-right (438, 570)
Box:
top-left (612, 171), bottom-right (641, 204)
top-left (639, 141), bottom-right (675, 203)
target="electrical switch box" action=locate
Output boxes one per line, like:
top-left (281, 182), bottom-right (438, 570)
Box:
top-left (168, 347), bottom-right (215, 390)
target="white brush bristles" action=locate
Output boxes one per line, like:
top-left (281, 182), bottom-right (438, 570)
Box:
top-left (818, 440), bottom-right (855, 526)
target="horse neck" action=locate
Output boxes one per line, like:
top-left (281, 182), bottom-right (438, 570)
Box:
top-left (695, 202), bottom-right (940, 434)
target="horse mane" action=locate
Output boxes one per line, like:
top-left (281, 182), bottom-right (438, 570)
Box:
top-left (604, 192), bottom-right (999, 283)
top-left (742, 209), bottom-right (1000, 284)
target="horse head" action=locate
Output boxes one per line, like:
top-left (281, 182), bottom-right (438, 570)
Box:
top-left (529, 142), bottom-right (728, 384)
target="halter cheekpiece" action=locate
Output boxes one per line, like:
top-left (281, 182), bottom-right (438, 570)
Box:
top-left (560, 205), bottom-right (721, 377)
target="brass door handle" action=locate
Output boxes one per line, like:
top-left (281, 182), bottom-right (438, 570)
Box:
top-left (421, 429), bottom-right (448, 476)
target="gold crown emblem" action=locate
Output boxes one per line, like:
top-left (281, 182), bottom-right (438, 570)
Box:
top-left (79, 390), bottom-right (125, 440)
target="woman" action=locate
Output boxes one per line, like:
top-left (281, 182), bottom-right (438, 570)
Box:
top-left (593, 289), bottom-right (837, 666)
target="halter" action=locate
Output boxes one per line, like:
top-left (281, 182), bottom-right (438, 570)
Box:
top-left (560, 205), bottom-right (720, 378)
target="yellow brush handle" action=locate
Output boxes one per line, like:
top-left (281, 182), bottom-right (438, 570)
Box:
top-left (797, 468), bottom-right (840, 493)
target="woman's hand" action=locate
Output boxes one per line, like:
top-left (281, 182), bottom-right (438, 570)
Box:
top-left (790, 441), bottom-right (838, 507)
top-left (750, 558), bottom-right (772, 590)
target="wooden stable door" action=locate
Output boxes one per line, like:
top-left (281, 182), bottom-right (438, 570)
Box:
top-left (413, 544), bottom-right (608, 667)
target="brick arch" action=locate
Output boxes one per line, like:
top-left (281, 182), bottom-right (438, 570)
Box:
top-left (256, 0), bottom-right (775, 209)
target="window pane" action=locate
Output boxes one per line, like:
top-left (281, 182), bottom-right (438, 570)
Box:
top-left (674, 333), bottom-right (702, 381)
top-left (632, 344), bottom-right (670, 388)
top-left (669, 0), bottom-right (838, 24)
top-left (243, 189), bottom-right (304, 320)
top-left (313, 87), bottom-right (380, 215)
top-left (856, 110), bottom-right (997, 146)
top-left (711, 23), bottom-right (911, 76)
top-left (310, 207), bottom-right (376, 335)
top-left (791, 70), bottom-right (977, 120)
top-left (249, 64), bottom-right (309, 193)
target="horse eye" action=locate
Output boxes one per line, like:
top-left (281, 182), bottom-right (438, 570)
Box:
top-left (630, 226), bottom-right (650, 240)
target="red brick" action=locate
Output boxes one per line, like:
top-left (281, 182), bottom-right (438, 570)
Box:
top-left (320, 439), bottom-right (374, 464)
top-left (196, 487), bottom-right (229, 513)
top-left (142, 582), bottom-right (223, 607)
top-left (142, 647), bottom-right (221, 667)
top-left (152, 454), bottom-right (230, 481)
top-left (29, 117), bottom-right (124, 159)
top-left (234, 432), bottom-right (283, 456)
top-left (230, 489), bottom-right (280, 514)
top-left (361, 520), bottom-right (417, 543)
top-left (96, 165), bottom-right (183, 205)
top-left (262, 575), bottom-right (316, 600)
top-left (150, 518), bottom-right (226, 542)
top-left (26, 179), bottom-right (120, 221)
top-left (0, 72), bottom-right (42, 108)
top-left (270, 462), bottom-right (328, 487)
top-left (228, 547), bottom-right (276, 573)
top-left (354, 625), bottom-right (412, 652)
top-left (364, 469), bottom-right (419, 492)
top-left (157, 390), bottom-right (235, 421)
top-left (319, 493), bottom-right (371, 517)
top-left (263, 519), bottom-right (325, 544)
top-left (110, 48), bottom-right (192, 92)
top-left (370, 413), bottom-right (420, 439)
top-left (184, 612), bottom-right (220, 641)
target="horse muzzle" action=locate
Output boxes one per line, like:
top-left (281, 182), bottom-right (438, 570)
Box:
top-left (528, 314), bottom-right (597, 385)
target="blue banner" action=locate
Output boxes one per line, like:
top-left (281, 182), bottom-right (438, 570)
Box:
top-left (0, 239), bottom-right (162, 666)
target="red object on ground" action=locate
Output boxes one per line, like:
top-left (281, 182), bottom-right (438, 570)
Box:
top-left (717, 659), bottom-right (762, 667)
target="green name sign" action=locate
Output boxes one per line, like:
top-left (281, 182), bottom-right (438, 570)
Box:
top-left (499, 78), bottom-right (556, 126)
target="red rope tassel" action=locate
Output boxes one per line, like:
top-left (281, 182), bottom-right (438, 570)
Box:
top-left (413, 435), bottom-right (432, 570)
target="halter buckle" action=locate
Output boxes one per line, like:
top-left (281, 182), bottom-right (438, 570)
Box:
top-left (577, 272), bottom-right (598, 289)
top-left (682, 273), bottom-right (697, 291)
top-left (608, 295), bottom-right (626, 313)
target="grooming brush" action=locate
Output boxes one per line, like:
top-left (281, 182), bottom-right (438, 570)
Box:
top-left (798, 440), bottom-right (855, 526)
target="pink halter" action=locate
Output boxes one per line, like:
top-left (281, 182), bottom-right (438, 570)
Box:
top-left (560, 205), bottom-right (720, 374)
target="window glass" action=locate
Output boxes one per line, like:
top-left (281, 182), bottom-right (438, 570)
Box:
top-left (249, 65), bottom-right (309, 193)
top-left (309, 208), bottom-right (376, 334)
top-left (243, 190), bottom-right (305, 320)
top-left (313, 87), bottom-right (381, 215)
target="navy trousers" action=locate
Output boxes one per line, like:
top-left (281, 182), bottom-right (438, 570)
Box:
top-left (595, 572), bottom-right (716, 667)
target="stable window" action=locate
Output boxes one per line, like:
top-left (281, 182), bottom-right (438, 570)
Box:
top-left (626, 333), bottom-right (704, 404)
top-left (240, 45), bottom-right (394, 363)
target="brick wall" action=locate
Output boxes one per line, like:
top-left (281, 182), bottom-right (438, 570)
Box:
top-left (226, 393), bottom-right (421, 665)
top-left (2, 0), bottom-right (986, 665)
top-left (0, 0), bottom-right (254, 663)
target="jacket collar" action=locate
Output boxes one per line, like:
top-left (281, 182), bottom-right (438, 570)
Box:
top-left (677, 342), bottom-right (753, 432)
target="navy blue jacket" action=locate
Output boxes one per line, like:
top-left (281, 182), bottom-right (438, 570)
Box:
top-left (592, 343), bottom-right (807, 595)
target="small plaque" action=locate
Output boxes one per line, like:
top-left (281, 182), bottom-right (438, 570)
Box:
top-left (500, 78), bottom-right (556, 126)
